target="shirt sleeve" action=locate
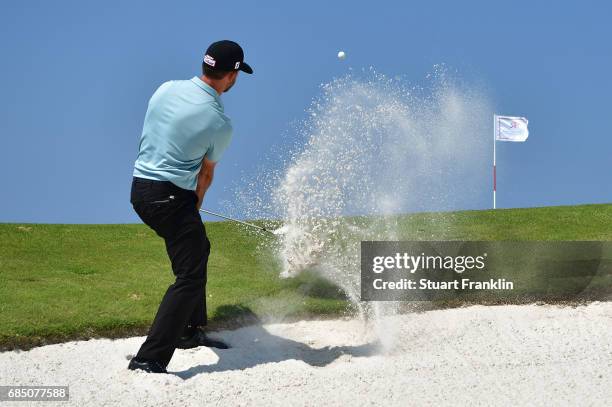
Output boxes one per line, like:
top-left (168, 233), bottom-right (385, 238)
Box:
top-left (205, 120), bottom-right (232, 163)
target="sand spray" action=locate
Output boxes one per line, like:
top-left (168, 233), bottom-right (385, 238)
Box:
top-left (231, 67), bottom-right (491, 350)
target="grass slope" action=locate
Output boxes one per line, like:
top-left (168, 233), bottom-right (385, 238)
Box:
top-left (0, 203), bottom-right (610, 350)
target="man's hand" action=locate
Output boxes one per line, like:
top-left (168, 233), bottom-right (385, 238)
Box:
top-left (196, 157), bottom-right (216, 209)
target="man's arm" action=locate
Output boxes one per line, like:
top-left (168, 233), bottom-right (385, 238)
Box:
top-left (195, 157), bottom-right (216, 209)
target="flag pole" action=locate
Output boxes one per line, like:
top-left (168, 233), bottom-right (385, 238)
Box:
top-left (493, 114), bottom-right (497, 209)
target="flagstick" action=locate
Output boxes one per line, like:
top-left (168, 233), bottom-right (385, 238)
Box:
top-left (493, 114), bottom-right (497, 209)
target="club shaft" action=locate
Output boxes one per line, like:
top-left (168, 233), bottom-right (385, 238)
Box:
top-left (199, 208), bottom-right (270, 233)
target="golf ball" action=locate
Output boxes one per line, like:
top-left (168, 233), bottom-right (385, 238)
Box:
top-left (337, 51), bottom-right (346, 60)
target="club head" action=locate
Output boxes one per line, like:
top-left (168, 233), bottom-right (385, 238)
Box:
top-left (271, 225), bottom-right (290, 236)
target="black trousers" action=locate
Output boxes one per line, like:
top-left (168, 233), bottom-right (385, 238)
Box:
top-left (130, 177), bottom-right (209, 367)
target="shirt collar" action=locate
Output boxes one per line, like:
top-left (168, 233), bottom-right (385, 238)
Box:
top-left (190, 76), bottom-right (223, 106)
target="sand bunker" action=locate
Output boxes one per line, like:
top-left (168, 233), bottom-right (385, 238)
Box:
top-left (1, 302), bottom-right (611, 406)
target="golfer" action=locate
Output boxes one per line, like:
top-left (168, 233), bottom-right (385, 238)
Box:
top-left (127, 40), bottom-right (253, 374)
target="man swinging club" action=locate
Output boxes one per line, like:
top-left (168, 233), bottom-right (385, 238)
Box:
top-left (128, 40), bottom-right (253, 374)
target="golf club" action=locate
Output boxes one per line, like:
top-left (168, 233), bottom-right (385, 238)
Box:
top-left (199, 208), bottom-right (276, 235)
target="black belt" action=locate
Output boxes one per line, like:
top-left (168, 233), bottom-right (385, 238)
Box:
top-left (133, 177), bottom-right (174, 186)
top-left (131, 177), bottom-right (196, 202)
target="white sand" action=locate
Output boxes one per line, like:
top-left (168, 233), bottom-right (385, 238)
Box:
top-left (2, 302), bottom-right (611, 406)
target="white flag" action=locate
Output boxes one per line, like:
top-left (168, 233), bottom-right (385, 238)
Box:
top-left (495, 115), bottom-right (529, 142)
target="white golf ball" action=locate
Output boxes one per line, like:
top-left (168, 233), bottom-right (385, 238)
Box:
top-left (337, 51), bottom-right (346, 60)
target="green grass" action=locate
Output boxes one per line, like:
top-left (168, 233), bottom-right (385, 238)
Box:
top-left (0, 203), bottom-right (610, 350)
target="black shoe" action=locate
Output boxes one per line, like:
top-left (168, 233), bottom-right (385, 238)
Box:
top-left (128, 357), bottom-right (168, 374)
top-left (176, 328), bottom-right (230, 350)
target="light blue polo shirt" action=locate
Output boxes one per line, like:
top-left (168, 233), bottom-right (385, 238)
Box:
top-left (133, 76), bottom-right (232, 191)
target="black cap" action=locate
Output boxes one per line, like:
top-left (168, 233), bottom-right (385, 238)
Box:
top-left (203, 40), bottom-right (253, 74)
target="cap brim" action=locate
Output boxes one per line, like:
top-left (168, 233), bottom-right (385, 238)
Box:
top-left (239, 62), bottom-right (253, 74)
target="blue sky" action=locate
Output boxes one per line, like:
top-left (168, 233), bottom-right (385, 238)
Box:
top-left (0, 0), bottom-right (610, 223)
